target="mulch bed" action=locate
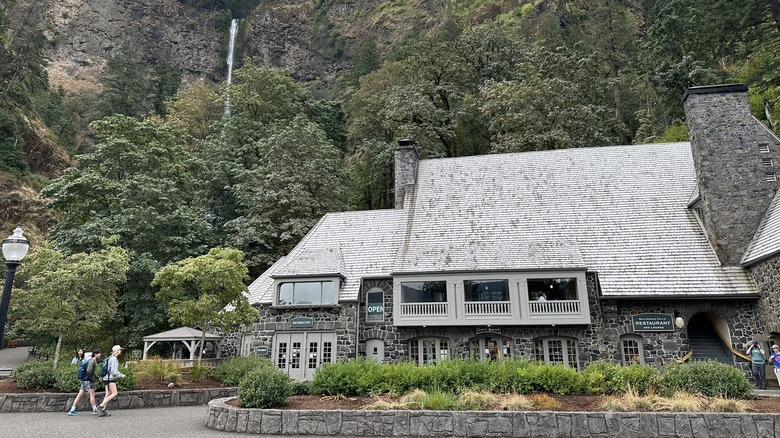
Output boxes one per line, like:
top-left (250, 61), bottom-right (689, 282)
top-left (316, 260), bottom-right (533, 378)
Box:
top-left (226, 394), bottom-right (780, 413)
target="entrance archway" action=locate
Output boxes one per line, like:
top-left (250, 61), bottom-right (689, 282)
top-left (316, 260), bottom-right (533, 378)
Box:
top-left (687, 312), bottom-right (732, 365)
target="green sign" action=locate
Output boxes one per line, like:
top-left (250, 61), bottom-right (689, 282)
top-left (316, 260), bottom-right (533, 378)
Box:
top-left (291, 317), bottom-right (313, 329)
top-left (367, 290), bottom-right (384, 321)
top-left (255, 346), bottom-right (269, 356)
top-left (632, 313), bottom-right (674, 332)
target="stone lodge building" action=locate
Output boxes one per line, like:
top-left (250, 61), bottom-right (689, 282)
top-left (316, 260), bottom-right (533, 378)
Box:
top-left (236, 84), bottom-right (780, 382)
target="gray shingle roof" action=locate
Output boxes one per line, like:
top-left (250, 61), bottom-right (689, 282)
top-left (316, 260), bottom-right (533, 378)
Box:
top-left (142, 326), bottom-right (222, 342)
top-left (394, 142), bottom-right (756, 297)
top-left (742, 189), bottom-right (780, 266)
top-left (247, 210), bottom-right (403, 304)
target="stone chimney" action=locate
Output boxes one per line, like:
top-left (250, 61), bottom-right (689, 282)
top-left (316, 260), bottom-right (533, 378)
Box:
top-left (394, 139), bottom-right (419, 209)
top-left (683, 84), bottom-right (780, 265)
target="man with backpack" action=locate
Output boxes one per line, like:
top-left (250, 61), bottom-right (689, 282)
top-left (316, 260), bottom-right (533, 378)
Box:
top-left (68, 349), bottom-right (101, 416)
top-left (97, 345), bottom-right (125, 417)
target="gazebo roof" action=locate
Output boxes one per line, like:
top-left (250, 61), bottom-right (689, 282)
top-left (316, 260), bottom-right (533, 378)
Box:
top-left (142, 327), bottom-right (222, 342)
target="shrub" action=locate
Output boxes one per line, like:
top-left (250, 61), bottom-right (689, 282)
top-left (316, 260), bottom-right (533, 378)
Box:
top-left (529, 393), bottom-right (562, 410)
top-left (237, 366), bottom-right (292, 408)
top-left (13, 361), bottom-right (55, 389)
top-left (515, 363), bottom-right (583, 395)
top-left (457, 390), bottom-right (494, 410)
top-left (657, 361), bottom-right (751, 398)
top-left (498, 393), bottom-right (533, 411)
top-left (582, 361), bottom-right (657, 395)
top-left (419, 389), bottom-right (460, 410)
top-left (134, 357), bottom-right (182, 383)
top-left (310, 358), bottom-right (382, 396)
top-left (601, 397), bottom-right (627, 412)
top-left (290, 380), bottom-right (312, 395)
top-left (215, 356), bottom-right (274, 386)
top-left (190, 365), bottom-right (215, 382)
top-left (54, 364), bottom-right (81, 392)
top-left (94, 365), bottom-right (137, 391)
top-left (708, 397), bottom-right (753, 413)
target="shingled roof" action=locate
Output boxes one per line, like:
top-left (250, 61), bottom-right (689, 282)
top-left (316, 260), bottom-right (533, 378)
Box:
top-left (742, 189), bottom-right (780, 266)
top-left (248, 141), bottom-right (758, 304)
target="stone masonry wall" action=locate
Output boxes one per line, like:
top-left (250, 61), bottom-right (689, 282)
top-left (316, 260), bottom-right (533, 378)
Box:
top-left (206, 397), bottom-right (780, 437)
top-left (0, 387), bottom-right (236, 413)
top-left (750, 255), bottom-right (780, 335)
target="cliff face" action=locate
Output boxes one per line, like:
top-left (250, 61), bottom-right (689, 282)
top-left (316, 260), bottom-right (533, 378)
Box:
top-left (44, 0), bottom-right (225, 93)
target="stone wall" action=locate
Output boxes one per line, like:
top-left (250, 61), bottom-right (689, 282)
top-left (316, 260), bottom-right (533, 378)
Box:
top-left (0, 387), bottom-right (236, 413)
top-left (206, 397), bottom-right (780, 437)
top-left (750, 256), bottom-right (780, 335)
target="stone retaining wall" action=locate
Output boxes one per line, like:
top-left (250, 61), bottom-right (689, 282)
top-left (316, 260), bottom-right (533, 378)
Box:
top-left (206, 397), bottom-right (780, 437)
top-left (0, 387), bottom-right (236, 413)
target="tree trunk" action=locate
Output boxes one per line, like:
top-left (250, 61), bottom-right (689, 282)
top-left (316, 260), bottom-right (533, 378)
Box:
top-left (53, 332), bottom-right (63, 369)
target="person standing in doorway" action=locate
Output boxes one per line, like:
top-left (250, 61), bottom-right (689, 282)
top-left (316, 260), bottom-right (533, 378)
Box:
top-left (97, 345), bottom-right (125, 416)
top-left (68, 350), bottom-right (101, 415)
top-left (747, 340), bottom-right (767, 390)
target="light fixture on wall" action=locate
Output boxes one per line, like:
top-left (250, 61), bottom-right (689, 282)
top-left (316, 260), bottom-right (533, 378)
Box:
top-left (674, 310), bottom-right (685, 329)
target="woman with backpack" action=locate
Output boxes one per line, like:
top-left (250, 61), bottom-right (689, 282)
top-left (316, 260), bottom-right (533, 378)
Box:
top-left (68, 349), bottom-right (101, 416)
top-left (70, 348), bottom-right (85, 365)
top-left (97, 345), bottom-right (125, 417)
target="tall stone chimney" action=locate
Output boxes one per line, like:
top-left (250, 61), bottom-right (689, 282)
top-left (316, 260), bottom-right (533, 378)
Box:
top-left (683, 84), bottom-right (780, 265)
top-left (394, 139), bottom-right (419, 209)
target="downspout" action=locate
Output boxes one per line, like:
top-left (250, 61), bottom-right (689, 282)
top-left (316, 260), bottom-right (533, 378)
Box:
top-left (355, 289), bottom-right (360, 360)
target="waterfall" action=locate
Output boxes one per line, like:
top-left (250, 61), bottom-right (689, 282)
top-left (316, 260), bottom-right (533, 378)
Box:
top-left (224, 18), bottom-right (239, 117)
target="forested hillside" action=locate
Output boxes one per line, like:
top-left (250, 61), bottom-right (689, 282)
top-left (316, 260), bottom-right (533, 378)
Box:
top-left (1, 0), bottom-right (778, 348)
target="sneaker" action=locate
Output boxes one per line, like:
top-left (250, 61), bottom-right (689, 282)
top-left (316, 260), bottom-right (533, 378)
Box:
top-left (91, 409), bottom-right (99, 415)
top-left (67, 410), bottom-right (78, 416)
top-left (97, 406), bottom-right (107, 417)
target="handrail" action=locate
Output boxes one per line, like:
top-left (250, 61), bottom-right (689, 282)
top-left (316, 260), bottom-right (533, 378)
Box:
top-left (675, 350), bottom-right (693, 364)
top-left (713, 331), bottom-right (751, 361)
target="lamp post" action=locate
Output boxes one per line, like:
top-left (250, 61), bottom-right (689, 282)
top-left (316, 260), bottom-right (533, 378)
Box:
top-left (0, 227), bottom-right (30, 349)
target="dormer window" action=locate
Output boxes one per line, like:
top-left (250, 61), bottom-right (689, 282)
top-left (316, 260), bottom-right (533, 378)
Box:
top-left (691, 200), bottom-right (707, 233)
top-left (759, 143), bottom-right (770, 153)
top-left (278, 280), bottom-right (337, 305)
top-left (762, 158), bottom-right (774, 168)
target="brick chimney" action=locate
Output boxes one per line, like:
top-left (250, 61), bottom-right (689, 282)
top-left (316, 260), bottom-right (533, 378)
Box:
top-left (683, 84), bottom-right (780, 265)
top-left (394, 139), bottom-right (419, 209)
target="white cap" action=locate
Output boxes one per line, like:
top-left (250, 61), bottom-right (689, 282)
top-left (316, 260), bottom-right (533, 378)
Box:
top-left (112, 345), bottom-right (123, 352)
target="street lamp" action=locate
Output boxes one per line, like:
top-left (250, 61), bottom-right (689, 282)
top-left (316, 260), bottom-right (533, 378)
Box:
top-left (0, 227), bottom-right (30, 349)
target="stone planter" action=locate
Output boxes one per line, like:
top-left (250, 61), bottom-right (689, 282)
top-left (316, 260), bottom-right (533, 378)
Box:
top-left (206, 397), bottom-right (780, 437)
top-left (0, 387), bottom-right (236, 413)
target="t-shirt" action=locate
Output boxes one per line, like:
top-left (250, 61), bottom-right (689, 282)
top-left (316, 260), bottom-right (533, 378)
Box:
top-left (751, 347), bottom-right (766, 364)
top-left (770, 354), bottom-right (780, 368)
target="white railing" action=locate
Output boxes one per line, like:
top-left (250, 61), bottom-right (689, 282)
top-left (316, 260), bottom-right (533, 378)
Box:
top-left (400, 302), bottom-right (448, 316)
top-left (528, 300), bottom-right (581, 315)
top-left (464, 301), bottom-right (511, 315)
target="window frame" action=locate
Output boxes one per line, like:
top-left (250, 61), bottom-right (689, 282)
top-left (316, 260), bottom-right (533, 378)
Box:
top-left (527, 277), bottom-right (579, 301)
top-left (408, 338), bottom-right (450, 366)
top-left (274, 278), bottom-right (340, 307)
top-left (366, 287), bottom-right (385, 322)
top-left (620, 335), bottom-right (644, 365)
top-left (464, 279), bottom-right (510, 302)
top-left (533, 337), bottom-right (580, 369)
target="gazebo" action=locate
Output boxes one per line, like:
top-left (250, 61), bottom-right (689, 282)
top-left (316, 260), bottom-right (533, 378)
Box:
top-left (141, 327), bottom-right (223, 366)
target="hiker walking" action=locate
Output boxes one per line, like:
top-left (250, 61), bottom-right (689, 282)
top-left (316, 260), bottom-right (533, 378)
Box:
top-left (97, 345), bottom-right (125, 417)
top-left (68, 349), bottom-right (101, 416)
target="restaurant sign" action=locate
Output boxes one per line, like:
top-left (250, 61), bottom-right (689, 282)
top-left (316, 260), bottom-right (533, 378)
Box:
top-left (631, 313), bottom-right (674, 332)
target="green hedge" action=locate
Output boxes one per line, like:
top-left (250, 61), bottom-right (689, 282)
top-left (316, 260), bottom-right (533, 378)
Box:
top-left (13, 361), bottom-right (56, 389)
top-left (54, 364), bottom-right (81, 392)
top-left (656, 360), bottom-right (752, 398)
top-left (215, 356), bottom-right (274, 386)
top-left (238, 366), bottom-right (292, 408)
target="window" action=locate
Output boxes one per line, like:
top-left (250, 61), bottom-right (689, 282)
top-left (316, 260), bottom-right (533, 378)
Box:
top-left (464, 280), bottom-right (509, 301)
top-left (277, 342), bottom-right (287, 369)
top-left (278, 281), bottom-right (337, 305)
top-left (527, 278), bottom-right (578, 301)
top-left (470, 336), bottom-right (512, 360)
top-left (409, 338), bottom-right (449, 365)
top-left (401, 281), bottom-right (447, 303)
top-left (366, 288), bottom-right (384, 322)
top-left (534, 337), bottom-right (579, 369)
top-left (621, 336), bottom-right (644, 365)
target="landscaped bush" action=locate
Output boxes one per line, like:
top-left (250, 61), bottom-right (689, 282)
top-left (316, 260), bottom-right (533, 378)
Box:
top-left (54, 363), bottom-right (81, 392)
top-left (134, 357), bottom-right (182, 383)
top-left (13, 361), bottom-right (55, 389)
top-left (515, 363), bottom-right (583, 395)
top-left (290, 380), bottom-right (312, 395)
top-left (95, 364), bottom-right (137, 392)
top-left (237, 366), bottom-right (292, 408)
top-left (582, 361), bottom-right (658, 395)
top-left (189, 365), bottom-right (215, 382)
top-left (656, 360), bottom-right (751, 398)
top-left (215, 356), bottom-right (274, 386)
top-left (310, 358), bottom-right (383, 396)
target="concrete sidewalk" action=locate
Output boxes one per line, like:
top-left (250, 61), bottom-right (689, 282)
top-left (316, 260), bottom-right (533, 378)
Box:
top-left (0, 347), bottom-right (30, 377)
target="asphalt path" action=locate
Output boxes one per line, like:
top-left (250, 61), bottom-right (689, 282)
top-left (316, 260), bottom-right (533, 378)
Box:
top-left (0, 405), bottom-right (324, 438)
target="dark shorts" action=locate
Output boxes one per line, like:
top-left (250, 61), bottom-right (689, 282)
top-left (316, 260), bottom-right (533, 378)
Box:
top-left (79, 380), bottom-right (94, 391)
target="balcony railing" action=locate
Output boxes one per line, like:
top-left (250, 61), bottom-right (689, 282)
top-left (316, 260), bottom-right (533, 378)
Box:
top-left (464, 301), bottom-right (511, 316)
top-left (528, 300), bottom-right (581, 315)
top-left (400, 302), bottom-right (448, 316)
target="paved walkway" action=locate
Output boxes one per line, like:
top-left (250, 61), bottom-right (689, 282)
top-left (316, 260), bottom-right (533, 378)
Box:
top-left (0, 347), bottom-right (30, 377)
top-left (0, 405), bottom-right (319, 438)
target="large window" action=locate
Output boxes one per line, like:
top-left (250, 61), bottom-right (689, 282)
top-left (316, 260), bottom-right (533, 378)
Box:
top-left (464, 280), bottom-right (509, 301)
top-left (527, 278), bottom-right (578, 301)
top-left (409, 338), bottom-right (449, 365)
top-left (470, 336), bottom-right (512, 360)
top-left (278, 281), bottom-right (337, 305)
top-left (534, 337), bottom-right (579, 369)
top-left (401, 281), bottom-right (447, 303)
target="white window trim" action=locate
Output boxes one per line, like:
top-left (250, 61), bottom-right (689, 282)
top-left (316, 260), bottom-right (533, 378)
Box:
top-left (273, 277), bottom-right (341, 307)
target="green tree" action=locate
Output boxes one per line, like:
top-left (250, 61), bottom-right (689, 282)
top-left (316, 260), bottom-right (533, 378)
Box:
top-left (11, 243), bottom-right (130, 368)
top-left (165, 81), bottom-right (224, 142)
top-left (42, 115), bottom-right (214, 346)
top-left (153, 247), bottom-right (258, 362)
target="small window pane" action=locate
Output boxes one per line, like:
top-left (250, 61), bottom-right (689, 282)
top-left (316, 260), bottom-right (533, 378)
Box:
top-left (547, 339), bottom-right (564, 365)
top-left (279, 283), bottom-right (294, 305)
top-left (464, 280), bottom-right (509, 301)
top-left (321, 281), bottom-right (338, 304)
top-left (622, 337), bottom-right (642, 365)
top-left (294, 282), bottom-right (321, 304)
top-left (527, 278), bottom-right (578, 301)
top-left (401, 281), bottom-right (447, 303)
